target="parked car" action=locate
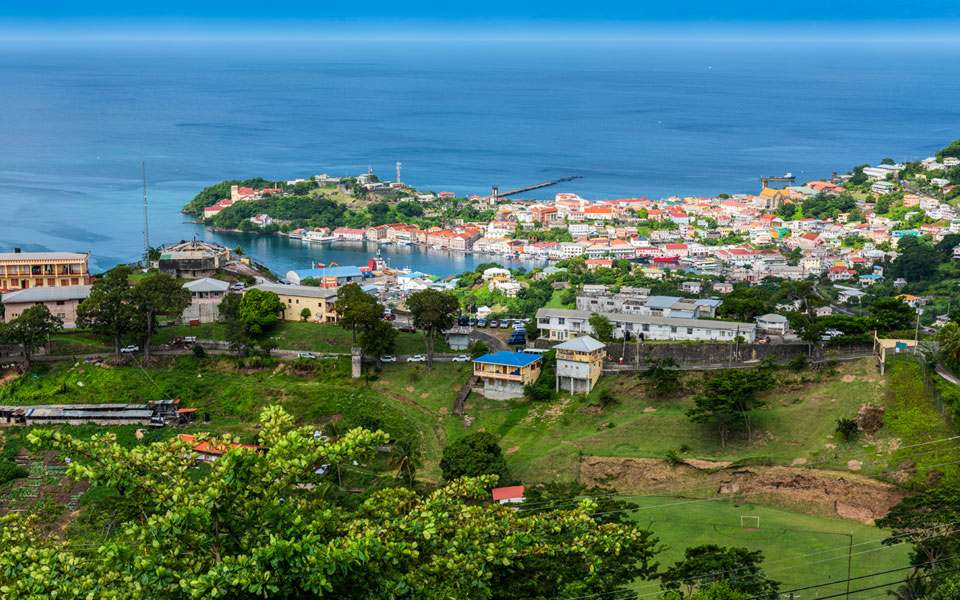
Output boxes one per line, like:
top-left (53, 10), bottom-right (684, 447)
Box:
top-left (500, 321), bottom-right (510, 329)
top-left (230, 283), bottom-right (246, 291)
top-left (468, 317), bottom-right (478, 326)
top-left (451, 355), bottom-right (470, 362)
top-left (380, 355), bottom-right (397, 363)
top-left (407, 354), bottom-right (426, 363)
top-left (120, 345), bottom-right (139, 353)
top-left (383, 313), bottom-right (396, 321)
top-left (398, 325), bottom-right (416, 333)
top-left (825, 328), bottom-right (844, 337)
top-left (489, 319), bottom-right (499, 328)
top-left (298, 352), bottom-right (318, 359)
top-left (458, 316), bottom-right (469, 326)
top-left (477, 319), bottom-right (488, 328)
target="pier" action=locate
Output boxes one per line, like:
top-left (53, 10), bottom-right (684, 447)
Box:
top-left (497, 175), bottom-right (582, 197)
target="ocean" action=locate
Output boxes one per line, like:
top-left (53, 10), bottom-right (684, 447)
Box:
top-left (1, 38), bottom-right (959, 276)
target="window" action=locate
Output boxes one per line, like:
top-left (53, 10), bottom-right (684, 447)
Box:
top-left (670, 326), bottom-right (677, 334)
top-left (687, 328), bottom-right (693, 335)
top-left (57, 313), bottom-right (66, 318)
top-left (558, 318), bottom-right (565, 325)
top-left (56, 300), bottom-right (65, 306)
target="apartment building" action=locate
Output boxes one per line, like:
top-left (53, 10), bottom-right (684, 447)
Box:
top-left (0, 251), bottom-right (92, 293)
top-left (247, 283), bottom-right (339, 323)
top-left (535, 308), bottom-right (756, 343)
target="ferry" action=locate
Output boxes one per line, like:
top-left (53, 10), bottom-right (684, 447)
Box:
top-left (692, 258), bottom-right (720, 270)
top-left (653, 255), bottom-right (680, 263)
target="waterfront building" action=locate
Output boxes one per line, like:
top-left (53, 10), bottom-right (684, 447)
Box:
top-left (1, 284), bottom-right (91, 327)
top-left (0, 251), bottom-right (92, 292)
top-left (472, 351), bottom-right (543, 400)
top-left (247, 283), bottom-right (339, 323)
top-left (535, 308), bottom-right (756, 343)
top-left (181, 278), bottom-right (231, 324)
top-left (554, 335), bottom-right (606, 394)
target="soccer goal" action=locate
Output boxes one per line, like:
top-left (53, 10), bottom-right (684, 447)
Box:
top-left (740, 515), bottom-right (760, 529)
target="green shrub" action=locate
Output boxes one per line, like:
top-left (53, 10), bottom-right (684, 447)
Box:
top-left (192, 344), bottom-right (206, 359)
top-left (0, 461), bottom-right (28, 486)
top-left (835, 417), bottom-right (859, 441)
top-left (788, 355), bottom-right (807, 371)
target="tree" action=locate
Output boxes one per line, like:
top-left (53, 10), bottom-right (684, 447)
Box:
top-left (779, 281), bottom-right (828, 359)
top-left (407, 288), bottom-right (460, 368)
top-left (659, 544), bottom-right (779, 598)
top-left (938, 322), bottom-right (960, 366)
top-left (892, 237), bottom-right (939, 283)
top-left (638, 358), bottom-right (682, 396)
top-left (300, 307), bottom-right (312, 321)
top-left (77, 265), bottom-right (137, 358)
top-left (589, 312), bottom-right (614, 342)
top-left (877, 487), bottom-right (960, 567)
top-left (131, 273), bottom-right (191, 361)
top-left (360, 319), bottom-right (398, 366)
top-left (3, 406), bottom-right (656, 599)
top-left (868, 297), bottom-right (914, 332)
top-left (686, 368), bottom-right (774, 447)
top-left (387, 438), bottom-right (422, 487)
top-left (334, 283), bottom-right (380, 343)
top-left (224, 314), bottom-right (252, 358)
top-left (440, 431), bottom-right (509, 482)
top-left (238, 288), bottom-right (285, 335)
top-left (468, 340), bottom-right (490, 359)
top-left (836, 417), bottom-right (859, 441)
top-left (3, 304), bottom-right (62, 370)
top-left (934, 234), bottom-right (960, 261)
top-left (717, 287), bottom-right (775, 321)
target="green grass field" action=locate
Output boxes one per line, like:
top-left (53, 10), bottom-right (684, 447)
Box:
top-left (631, 497), bottom-right (911, 595)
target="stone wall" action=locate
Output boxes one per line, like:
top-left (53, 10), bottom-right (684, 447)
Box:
top-left (534, 337), bottom-right (872, 366)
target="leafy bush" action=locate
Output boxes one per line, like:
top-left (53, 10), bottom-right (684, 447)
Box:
top-left (665, 449), bottom-right (684, 465)
top-left (192, 344), bottom-right (206, 359)
top-left (788, 355), bottom-right (807, 371)
top-left (835, 417), bottom-right (859, 441)
top-left (0, 461), bottom-right (28, 486)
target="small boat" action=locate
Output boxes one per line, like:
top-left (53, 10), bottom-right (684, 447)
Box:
top-left (654, 256), bottom-right (680, 263)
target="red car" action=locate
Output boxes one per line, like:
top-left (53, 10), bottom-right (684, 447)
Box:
top-left (383, 313), bottom-right (396, 321)
top-left (398, 325), bottom-right (416, 333)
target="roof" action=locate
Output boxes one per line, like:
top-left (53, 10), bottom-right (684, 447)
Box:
top-left (1, 285), bottom-right (92, 304)
top-left (492, 486), bottom-right (525, 501)
top-left (0, 251), bottom-right (89, 262)
top-left (249, 283), bottom-right (339, 299)
top-left (536, 308), bottom-right (756, 332)
top-left (757, 313), bottom-right (789, 324)
top-left (644, 295), bottom-right (682, 309)
top-left (473, 351), bottom-right (542, 368)
top-left (554, 335), bottom-right (606, 352)
top-left (183, 278), bottom-right (230, 293)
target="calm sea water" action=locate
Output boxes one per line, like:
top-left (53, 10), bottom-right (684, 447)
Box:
top-left (1, 38), bottom-right (959, 276)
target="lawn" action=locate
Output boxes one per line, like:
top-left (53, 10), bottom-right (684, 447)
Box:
top-left (630, 496), bottom-right (911, 595)
top-left (48, 331), bottom-right (113, 355)
top-left (154, 321), bottom-right (452, 355)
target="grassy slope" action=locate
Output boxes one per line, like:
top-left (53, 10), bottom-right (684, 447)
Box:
top-left (153, 321), bottom-right (451, 355)
top-left (634, 497), bottom-right (911, 594)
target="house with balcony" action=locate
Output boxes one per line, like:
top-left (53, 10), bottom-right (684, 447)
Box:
top-left (535, 308), bottom-right (756, 343)
top-left (181, 278), bottom-right (231, 324)
top-left (554, 335), bottom-right (606, 394)
top-left (0, 250), bottom-right (92, 293)
top-left (472, 351), bottom-right (543, 400)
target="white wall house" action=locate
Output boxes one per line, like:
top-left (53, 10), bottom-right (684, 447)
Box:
top-left (535, 308), bottom-right (756, 343)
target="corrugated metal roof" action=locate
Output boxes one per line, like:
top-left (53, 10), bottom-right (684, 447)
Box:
top-left (1, 285), bottom-right (92, 304)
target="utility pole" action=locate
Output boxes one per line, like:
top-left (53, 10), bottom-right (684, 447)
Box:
top-left (142, 162), bottom-right (150, 264)
top-left (914, 308), bottom-right (923, 354)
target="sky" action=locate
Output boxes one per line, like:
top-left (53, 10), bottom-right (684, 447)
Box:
top-left (1, 0), bottom-right (959, 39)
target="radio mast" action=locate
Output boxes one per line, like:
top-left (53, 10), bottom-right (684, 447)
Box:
top-left (142, 162), bottom-right (150, 263)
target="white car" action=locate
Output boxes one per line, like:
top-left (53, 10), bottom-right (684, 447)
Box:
top-left (407, 355), bottom-right (426, 363)
top-left (120, 345), bottom-right (139, 353)
top-left (380, 355), bottom-right (397, 363)
top-left (298, 352), bottom-right (317, 359)
top-left (825, 329), bottom-right (844, 337)
top-left (451, 355), bottom-right (470, 362)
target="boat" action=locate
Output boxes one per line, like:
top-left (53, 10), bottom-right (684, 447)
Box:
top-left (693, 258), bottom-right (720, 269)
top-left (653, 256), bottom-right (680, 263)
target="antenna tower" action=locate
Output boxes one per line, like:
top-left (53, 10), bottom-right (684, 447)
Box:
top-left (142, 162), bottom-right (150, 263)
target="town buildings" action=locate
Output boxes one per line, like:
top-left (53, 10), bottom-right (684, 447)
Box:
top-left (1, 284), bottom-right (92, 328)
top-left (247, 283), bottom-right (339, 323)
top-left (0, 251), bottom-right (92, 293)
top-left (472, 351), bottom-right (543, 400)
top-left (535, 308), bottom-right (756, 343)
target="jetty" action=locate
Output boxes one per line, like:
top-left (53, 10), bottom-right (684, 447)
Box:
top-left (497, 175), bottom-right (582, 197)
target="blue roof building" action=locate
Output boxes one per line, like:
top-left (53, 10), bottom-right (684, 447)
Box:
top-left (285, 265), bottom-right (365, 286)
top-left (472, 351), bottom-right (543, 400)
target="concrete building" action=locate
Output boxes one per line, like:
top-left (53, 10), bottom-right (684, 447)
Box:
top-left (247, 283), bottom-right (339, 323)
top-left (1, 284), bottom-right (92, 328)
top-left (158, 241), bottom-right (232, 279)
top-left (444, 326), bottom-right (473, 351)
top-left (535, 308), bottom-right (756, 343)
top-left (755, 313), bottom-right (789, 334)
top-left (286, 265), bottom-right (364, 287)
top-left (0, 251), bottom-right (92, 293)
top-left (181, 278), bottom-right (231, 324)
top-left (554, 335), bottom-right (606, 394)
top-left (472, 351), bottom-right (543, 400)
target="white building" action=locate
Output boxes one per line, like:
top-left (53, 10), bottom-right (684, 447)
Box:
top-left (535, 308), bottom-right (756, 343)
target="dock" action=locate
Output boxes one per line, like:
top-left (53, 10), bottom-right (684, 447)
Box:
top-left (497, 175), bottom-right (582, 197)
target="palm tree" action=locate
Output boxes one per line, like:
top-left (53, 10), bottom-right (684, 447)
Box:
top-left (887, 571), bottom-right (934, 600)
top-left (938, 322), bottom-right (960, 365)
top-left (388, 439), bottom-right (422, 487)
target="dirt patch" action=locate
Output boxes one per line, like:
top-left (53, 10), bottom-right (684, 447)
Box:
top-left (792, 458), bottom-right (808, 466)
top-left (406, 386), bottom-right (415, 393)
top-left (578, 457), bottom-right (907, 524)
top-left (643, 407), bottom-right (658, 413)
top-left (585, 404), bottom-right (603, 415)
top-left (0, 370), bottom-right (20, 387)
top-left (842, 375), bottom-right (857, 383)
top-left (682, 458), bottom-right (732, 470)
top-left (438, 407), bottom-right (448, 415)
top-left (847, 460), bottom-right (863, 471)
top-left (504, 446), bottom-right (520, 454)
top-left (857, 404), bottom-right (885, 432)
top-left (420, 393), bottom-right (430, 399)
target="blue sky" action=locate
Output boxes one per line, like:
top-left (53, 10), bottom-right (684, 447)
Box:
top-left (2, 0), bottom-right (958, 38)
